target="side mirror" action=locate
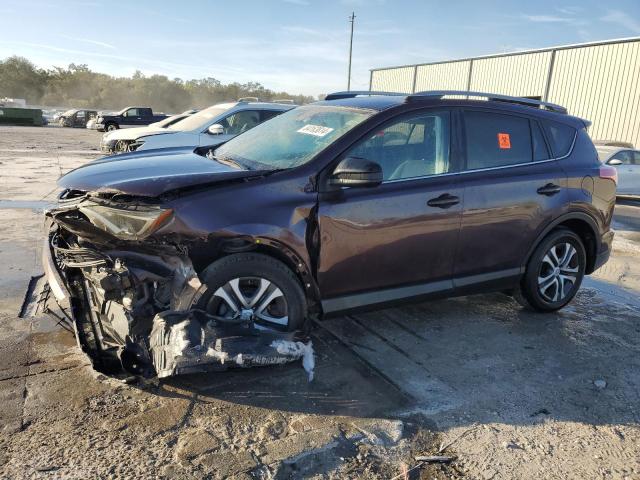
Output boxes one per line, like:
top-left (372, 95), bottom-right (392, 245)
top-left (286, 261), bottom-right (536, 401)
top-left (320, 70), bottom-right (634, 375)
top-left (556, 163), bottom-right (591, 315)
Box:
top-left (330, 156), bottom-right (383, 188)
top-left (207, 124), bottom-right (224, 135)
top-left (608, 158), bottom-right (623, 166)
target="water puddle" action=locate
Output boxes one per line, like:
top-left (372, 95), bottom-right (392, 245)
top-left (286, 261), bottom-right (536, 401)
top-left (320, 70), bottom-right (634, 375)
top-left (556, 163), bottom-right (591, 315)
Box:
top-left (0, 199), bottom-right (52, 211)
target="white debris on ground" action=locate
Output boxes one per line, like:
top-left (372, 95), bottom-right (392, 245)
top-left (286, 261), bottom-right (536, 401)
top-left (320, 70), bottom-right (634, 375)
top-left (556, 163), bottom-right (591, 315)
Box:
top-left (271, 340), bottom-right (315, 381)
top-left (206, 347), bottom-right (229, 364)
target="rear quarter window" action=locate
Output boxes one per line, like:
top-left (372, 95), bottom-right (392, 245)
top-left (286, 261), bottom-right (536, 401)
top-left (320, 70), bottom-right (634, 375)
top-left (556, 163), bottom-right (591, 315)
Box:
top-left (464, 111), bottom-right (532, 170)
top-left (543, 120), bottom-right (576, 157)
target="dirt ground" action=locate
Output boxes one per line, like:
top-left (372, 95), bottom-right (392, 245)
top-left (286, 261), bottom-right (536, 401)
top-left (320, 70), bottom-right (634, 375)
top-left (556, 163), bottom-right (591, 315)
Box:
top-left (0, 125), bottom-right (639, 479)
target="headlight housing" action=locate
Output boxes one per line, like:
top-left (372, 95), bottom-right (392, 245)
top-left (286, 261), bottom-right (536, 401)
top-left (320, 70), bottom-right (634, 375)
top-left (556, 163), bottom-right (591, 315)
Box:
top-left (78, 203), bottom-right (173, 241)
top-left (128, 140), bottom-right (145, 151)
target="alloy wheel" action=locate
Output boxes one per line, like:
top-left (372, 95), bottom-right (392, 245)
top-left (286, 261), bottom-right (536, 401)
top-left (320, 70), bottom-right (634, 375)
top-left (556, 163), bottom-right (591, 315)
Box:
top-left (537, 242), bottom-right (579, 302)
top-left (205, 277), bottom-right (288, 329)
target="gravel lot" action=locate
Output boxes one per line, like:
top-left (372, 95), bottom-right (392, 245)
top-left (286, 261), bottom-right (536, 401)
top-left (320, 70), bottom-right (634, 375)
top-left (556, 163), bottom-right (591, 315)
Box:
top-left (0, 126), bottom-right (639, 479)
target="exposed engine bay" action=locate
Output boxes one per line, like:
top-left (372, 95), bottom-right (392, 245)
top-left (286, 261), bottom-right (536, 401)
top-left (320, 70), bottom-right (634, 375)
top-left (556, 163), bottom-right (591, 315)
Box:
top-left (40, 190), bottom-right (312, 379)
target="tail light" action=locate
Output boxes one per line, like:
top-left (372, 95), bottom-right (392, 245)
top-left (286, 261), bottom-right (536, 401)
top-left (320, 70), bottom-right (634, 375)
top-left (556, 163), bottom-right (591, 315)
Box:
top-left (599, 165), bottom-right (618, 185)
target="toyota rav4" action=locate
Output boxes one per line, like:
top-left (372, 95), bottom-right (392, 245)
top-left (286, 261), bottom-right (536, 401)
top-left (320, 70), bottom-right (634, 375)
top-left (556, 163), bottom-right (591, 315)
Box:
top-left (42, 90), bottom-right (617, 378)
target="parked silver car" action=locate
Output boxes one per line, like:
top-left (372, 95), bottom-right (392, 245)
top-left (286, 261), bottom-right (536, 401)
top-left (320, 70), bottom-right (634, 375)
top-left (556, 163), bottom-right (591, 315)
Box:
top-left (596, 146), bottom-right (640, 195)
top-left (100, 101), bottom-right (295, 154)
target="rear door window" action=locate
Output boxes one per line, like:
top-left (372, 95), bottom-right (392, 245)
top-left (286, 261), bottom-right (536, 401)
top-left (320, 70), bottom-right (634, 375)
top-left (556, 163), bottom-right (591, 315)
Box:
top-left (464, 111), bottom-right (532, 170)
top-left (543, 120), bottom-right (576, 157)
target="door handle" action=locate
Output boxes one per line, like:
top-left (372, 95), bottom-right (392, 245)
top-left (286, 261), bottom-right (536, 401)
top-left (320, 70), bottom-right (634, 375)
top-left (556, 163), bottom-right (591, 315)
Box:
top-left (537, 183), bottom-right (561, 196)
top-left (427, 193), bottom-right (460, 209)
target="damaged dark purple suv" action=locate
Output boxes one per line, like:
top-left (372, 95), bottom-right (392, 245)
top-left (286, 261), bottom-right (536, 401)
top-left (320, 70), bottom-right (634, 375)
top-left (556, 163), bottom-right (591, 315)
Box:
top-left (42, 91), bottom-right (617, 378)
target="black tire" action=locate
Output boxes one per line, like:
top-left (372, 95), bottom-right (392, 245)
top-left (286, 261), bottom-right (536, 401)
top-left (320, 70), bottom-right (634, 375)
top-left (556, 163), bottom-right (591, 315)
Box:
top-left (516, 228), bottom-right (586, 312)
top-left (105, 123), bottom-right (118, 131)
top-left (192, 253), bottom-right (307, 332)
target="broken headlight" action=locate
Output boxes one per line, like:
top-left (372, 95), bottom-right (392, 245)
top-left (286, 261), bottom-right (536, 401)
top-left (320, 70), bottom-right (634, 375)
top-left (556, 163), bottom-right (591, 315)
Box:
top-left (78, 204), bottom-right (173, 241)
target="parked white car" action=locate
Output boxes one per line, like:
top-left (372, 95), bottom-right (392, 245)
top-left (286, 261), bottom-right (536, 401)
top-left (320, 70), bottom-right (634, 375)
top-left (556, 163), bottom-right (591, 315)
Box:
top-left (102, 101), bottom-right (295, 154)
top-left (596, 146), bottom-right (640, 196)
top-left (100, 110), bottom-right (198, 153)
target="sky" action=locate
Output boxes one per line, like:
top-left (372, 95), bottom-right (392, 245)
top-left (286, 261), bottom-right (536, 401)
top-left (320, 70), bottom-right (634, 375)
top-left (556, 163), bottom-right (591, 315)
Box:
top-left (1, 0), bottom-right (639, 97)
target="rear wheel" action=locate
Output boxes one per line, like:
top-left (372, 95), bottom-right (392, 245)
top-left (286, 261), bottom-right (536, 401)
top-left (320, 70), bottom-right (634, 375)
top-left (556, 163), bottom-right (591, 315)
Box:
top-left (516, 228), bottom-right (586, 312)
top-left (192, 253), bottom-right (307, 332)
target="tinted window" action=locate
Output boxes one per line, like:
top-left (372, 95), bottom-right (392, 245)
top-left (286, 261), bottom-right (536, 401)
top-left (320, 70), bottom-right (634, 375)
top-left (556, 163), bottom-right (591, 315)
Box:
top-left (634, 151), bottom-right (640, 165)
top-left (260, 110), bottom-right (282, 122)
top-left (531, 121), bottom-right (550, 161)
top-left (347, 111), bottom-right (451, 181)
top-left (543, 120), bottom-right (576, 157)
top-left (464, 111), bottom-right (532, 170)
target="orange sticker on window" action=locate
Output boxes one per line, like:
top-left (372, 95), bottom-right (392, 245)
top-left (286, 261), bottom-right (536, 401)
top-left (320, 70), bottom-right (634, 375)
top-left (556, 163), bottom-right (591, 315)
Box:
top-left (498, 133), bottom-right (511, 149)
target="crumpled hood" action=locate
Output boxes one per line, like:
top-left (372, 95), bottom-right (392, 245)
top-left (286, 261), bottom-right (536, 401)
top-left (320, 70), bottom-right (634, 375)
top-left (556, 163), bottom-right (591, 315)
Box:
top-left (58, 149), bottom-right (253, 197)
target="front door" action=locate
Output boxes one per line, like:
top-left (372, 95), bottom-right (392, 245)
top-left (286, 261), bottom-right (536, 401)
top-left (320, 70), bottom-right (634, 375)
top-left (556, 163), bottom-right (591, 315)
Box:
top-left (454, 109), bottom-right (568, 286)
top-left (317, 109), bottom-right (462, 310)
top-left (609, 150), bottom-right (638, 195)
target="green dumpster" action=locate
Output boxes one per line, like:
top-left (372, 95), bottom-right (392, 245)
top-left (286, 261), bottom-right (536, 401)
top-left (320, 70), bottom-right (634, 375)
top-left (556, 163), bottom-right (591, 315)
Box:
top-left (0, 107), bottom-right (44, 126)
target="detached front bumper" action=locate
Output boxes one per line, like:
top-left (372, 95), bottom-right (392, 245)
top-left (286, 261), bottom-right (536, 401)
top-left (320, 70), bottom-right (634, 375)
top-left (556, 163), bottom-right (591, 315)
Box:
top-left (40, 223), bottom-right (311, 379)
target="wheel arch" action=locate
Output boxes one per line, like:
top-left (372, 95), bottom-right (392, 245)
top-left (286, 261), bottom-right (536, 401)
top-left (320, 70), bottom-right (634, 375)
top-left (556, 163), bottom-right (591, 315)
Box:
top-left (524, 212), bottom-right (599, 274)
top-left (194, 235), bottom-right (321, 306)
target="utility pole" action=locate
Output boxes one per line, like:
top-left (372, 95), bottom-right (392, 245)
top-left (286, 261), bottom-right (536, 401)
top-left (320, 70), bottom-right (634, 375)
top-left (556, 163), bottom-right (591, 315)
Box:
top-left (347, 11), bottom-right (355, 91)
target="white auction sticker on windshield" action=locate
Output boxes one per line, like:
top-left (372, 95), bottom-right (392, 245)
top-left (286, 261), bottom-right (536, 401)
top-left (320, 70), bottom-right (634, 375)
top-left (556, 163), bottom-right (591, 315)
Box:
top-left (297, 124), bottom-right (334, 137)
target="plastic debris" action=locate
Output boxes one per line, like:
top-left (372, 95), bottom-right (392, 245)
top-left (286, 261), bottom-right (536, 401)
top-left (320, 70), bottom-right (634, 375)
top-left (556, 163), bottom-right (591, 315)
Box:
top-left (271, 340), bottom-right (315, 382)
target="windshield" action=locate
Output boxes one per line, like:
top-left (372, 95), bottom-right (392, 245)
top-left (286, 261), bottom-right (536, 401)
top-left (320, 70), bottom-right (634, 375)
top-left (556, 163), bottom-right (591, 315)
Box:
top-left (168, 105), bottom-right (230, 131)
top-left (213, 105), bottom-right (374, 170)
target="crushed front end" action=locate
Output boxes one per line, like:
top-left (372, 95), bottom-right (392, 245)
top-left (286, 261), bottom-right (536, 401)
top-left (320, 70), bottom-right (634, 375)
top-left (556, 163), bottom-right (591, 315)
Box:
top-left (42, 190), bottom-right (309, 379)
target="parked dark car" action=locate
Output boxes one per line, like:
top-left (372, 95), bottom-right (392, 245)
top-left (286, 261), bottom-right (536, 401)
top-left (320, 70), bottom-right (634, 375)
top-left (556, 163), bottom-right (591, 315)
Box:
top-left (58, 109), bottom-right (98, 128)
top-left (95, 106), bottom-right (168, 132)
top-left (42, 90), bottom-right (617, 378)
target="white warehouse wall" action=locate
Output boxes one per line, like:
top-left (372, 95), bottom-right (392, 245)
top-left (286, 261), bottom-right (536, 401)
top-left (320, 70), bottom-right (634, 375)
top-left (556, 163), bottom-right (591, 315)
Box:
top-left (370, 38), bottom-right (640, 147)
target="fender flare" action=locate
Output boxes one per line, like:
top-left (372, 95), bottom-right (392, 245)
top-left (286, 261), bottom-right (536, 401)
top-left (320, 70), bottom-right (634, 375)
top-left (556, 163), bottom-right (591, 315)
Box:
top-left (217, 235), bottom-right (321, 304)
top-left (522, 211), bottom-right (600, 272)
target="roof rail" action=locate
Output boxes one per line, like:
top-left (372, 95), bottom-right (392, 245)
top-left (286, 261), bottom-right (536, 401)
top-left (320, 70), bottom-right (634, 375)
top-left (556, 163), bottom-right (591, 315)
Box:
top-left (407, 90), bottom-right (568, 114)
top-left (324, 90), bottom-right (406, 101)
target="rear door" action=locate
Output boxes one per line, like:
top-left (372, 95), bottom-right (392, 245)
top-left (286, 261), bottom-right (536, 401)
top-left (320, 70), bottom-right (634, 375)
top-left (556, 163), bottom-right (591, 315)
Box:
top-left (453, 109), bottom-right (568, 289)
top-left (317, 109), bottom-right (463, 309)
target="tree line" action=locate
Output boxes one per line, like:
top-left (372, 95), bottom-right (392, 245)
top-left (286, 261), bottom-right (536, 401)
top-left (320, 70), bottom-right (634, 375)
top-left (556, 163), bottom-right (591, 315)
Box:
top-left (0, 56), bottom-right (316, 112)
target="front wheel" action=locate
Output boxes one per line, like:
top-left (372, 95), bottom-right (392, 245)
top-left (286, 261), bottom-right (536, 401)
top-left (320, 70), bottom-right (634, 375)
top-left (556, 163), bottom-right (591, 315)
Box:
top-left (191, 253), bottom-right (307, 332)
top-left (516, 228), bottom-right (586, 312)
top-left (105, 123), bottom-right (118, 131)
